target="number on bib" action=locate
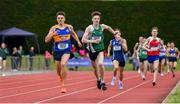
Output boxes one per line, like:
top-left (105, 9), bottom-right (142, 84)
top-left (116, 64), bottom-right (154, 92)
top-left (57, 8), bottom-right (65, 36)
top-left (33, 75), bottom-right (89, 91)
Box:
top-left (58, 43), bottom-right (68, 50)
top-left (113, 46), bottom-right (121, 51)
top-left (151, 47), bottom-right (158, 51)
top-left (92, 36), bottom-right (101, 40)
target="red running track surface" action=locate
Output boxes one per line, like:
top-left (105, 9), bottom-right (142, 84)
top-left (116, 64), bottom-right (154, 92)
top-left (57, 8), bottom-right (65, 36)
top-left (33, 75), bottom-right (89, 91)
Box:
top-left (0, 71), bottom-right (179, 103)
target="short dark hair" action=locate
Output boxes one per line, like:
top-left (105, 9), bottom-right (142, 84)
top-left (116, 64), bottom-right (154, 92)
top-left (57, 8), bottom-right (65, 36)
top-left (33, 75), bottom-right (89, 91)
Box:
top-left (151, 26), bottom-right (158, 31)
top-left (91, 11), bottom-right (101, 17)
top-left (56, 11), bottom-right (65, 17)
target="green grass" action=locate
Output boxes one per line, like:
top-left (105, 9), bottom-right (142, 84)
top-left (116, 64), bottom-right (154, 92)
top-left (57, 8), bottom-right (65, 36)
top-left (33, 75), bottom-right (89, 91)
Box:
top-left (4, 55), bottom-right (180, 71)
top-left (166, 83), bottom-right (180, 103)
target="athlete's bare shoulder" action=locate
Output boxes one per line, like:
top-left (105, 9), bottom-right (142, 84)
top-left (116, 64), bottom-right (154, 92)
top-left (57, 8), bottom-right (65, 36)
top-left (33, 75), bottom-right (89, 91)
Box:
top-left (65, 24), bottom-right (73, 30)
top-left (175, 47), bottom-right (179, 51)
top-left (48, 24), bottom-right (59, 32)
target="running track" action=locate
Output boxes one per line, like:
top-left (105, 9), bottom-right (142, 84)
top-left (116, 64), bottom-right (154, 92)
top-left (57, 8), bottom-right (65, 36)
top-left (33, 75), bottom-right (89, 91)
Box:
top-left (0, 71), bottom-right (179, 103)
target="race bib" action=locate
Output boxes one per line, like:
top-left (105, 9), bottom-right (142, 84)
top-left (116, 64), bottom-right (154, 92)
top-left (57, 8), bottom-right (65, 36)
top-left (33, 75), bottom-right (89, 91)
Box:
top-left (142, 51), bottom-right (147, 55)
top-left (170, 53), bottom-right (176, 57)
top-left (57, 43), bottom-right (69, 50)
top-left (92, 36), bottom-right (101, 40)
top-left (160, 52), bottom-right (165, 56)
top-left (113, 46), bottom-right (121, 51)
top-left (151, 47), bottom-right (159, 51)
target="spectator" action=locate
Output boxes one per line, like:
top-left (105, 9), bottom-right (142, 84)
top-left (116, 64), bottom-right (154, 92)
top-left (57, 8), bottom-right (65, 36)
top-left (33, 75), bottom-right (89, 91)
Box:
top-left (0, 43), bottom-right (9, 76)
top-left (44, 51), bottom-right (52, 70)
top-left (29, 46), bottom-right (35, 71)
top-left (18, 45), bottom-right (24, 70)
top-left (79, 49), bottom-right (86, 56)
top-left (12, 47), bottom-right (20, 71)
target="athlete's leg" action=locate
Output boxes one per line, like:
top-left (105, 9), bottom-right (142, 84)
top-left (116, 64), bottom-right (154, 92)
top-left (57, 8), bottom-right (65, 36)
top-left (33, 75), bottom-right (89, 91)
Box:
top-left (91, 60), bottom-right (99, 80)
top-left (118, 65), bottom-right (124, 89)
top-left (172, 61), bottom-right (177, 77)
top-left (60, 54), bottom-right (70, 85)
top-left (55, 61), bottom-right (61, 79)
top-left (143, 60), bottom-right (148, 79)
top-left (96, 52), bottom-right (105, 82)
top-left (149, 63), bottom-right (153, 73)
top-left (111, 60), bottom-right (119, 85)
top-left (96, 51), bottom-right (107, 90)
top-left (159, 60), bottom-right (162, 73)
top-left (59, 53), bottom-right (70, 93)
top-left (167, 60), bottom-right (170, 73)
top-left (119, 66), bottom-right (124, 81)
top-left (112, 60), bottom-right (119, 78)
top-left (152, 60), bottom-right (159, 86)
top-left (160, 58), bottom-right (165, 76)
top-left (173, 61), bottom-right (177, 69)
top-left (91, 60), bottom-right (102, 89)
top-left (169, 61), bottom-right (174, 77)
top-left (140, 61), bottom-right (144, 75)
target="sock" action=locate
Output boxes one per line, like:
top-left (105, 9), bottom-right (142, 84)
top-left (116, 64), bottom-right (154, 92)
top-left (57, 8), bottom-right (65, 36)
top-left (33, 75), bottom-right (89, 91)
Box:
top-left (112, 76), bottom-right (116, 80)
top-left (119, 81), bottom-right (122, 84)
top-left (101, 79), bottom-right (104, 83)
top-left (97, 77), bottom-right (101, 81)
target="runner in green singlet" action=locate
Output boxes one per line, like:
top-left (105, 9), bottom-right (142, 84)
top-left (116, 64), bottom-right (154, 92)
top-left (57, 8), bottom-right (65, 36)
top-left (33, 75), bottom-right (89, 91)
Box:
top-left (82, 11), bottom-right (117, 90)
top-left (137, 37), bottom-right (148, 80)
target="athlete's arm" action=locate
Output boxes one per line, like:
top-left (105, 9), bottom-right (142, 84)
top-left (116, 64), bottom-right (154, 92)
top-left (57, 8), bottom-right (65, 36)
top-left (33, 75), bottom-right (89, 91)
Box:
top-left (136, 44), bottom-right (141, 56)
top-left (81, 26), bottom-right (100, 44)
top-left (142, 38), bottom-right (151, 52)
top-left (121, 39), bottom-right (128, 52)
top-left (69, 25), bottom-right (82, 48)
top-left (159, 38), bottom-right (164, 47)
top-left (133, 43), bottom-right (139, 53)
top-left (101, 24), bottom-right (117, 35)
top-left (107, 40), bottom-right (112, 57)
top-left (45, 26), bottom-right (57, 43)
top-left (176, 48), bottom-right (179, 58)
top-left (166, 48), bottom-right (170, 56)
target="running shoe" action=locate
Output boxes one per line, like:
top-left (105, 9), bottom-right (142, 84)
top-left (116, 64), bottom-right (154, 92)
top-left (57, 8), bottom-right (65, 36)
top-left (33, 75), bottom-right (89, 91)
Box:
top-left (101, 83), bottom-right (107, 91)
top-left (173, 74), bottom-right (175, 78)
top-left (160, 73), bottom-right (164, 76)
top-left (142, 75), bottom-right (146, 80)
top-left (152, 82), bottom-right (156, 86)
top-left (97, 80), bottom-right (101, 89)
top-left (111, 78), bottom-right (116, 86)
top-left (118, 81), bottom-right (123, 89)
top-left (61, 88), bottom-right (67, 93)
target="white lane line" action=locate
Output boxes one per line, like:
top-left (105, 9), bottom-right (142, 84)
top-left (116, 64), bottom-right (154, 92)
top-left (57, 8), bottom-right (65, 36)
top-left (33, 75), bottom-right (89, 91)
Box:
top-left (97, 79), bottom-right (152, 103)
top-left (0, 73), bottom-right (54, 84)
top-left (36, 75), bottom-right (139, 103)
top-left (0, 74), bottom-right (92, 91)
top-left (98, 73), bottom-right (168, 103)
top-left (162, 81), bottom-right (180, 103)
top-left (0, 75), bottom-right (112, 99)
top-left (0, 72), bottom-right (88, 85)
